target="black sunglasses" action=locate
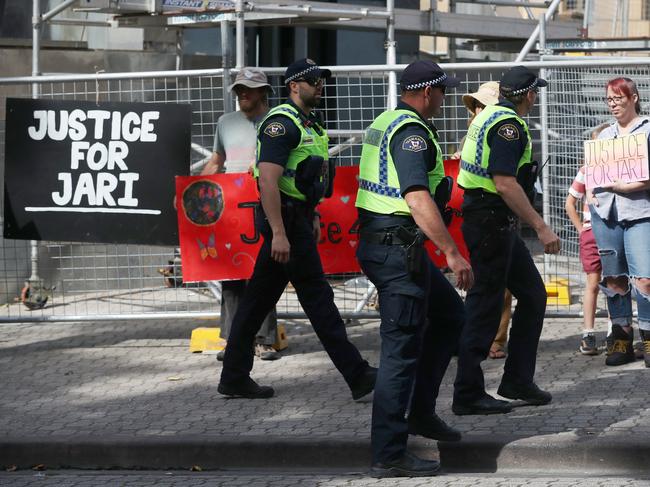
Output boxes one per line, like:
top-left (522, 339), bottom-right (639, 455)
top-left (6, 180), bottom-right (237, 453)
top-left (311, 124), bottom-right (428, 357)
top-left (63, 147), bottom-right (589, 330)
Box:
top-left (294, 77), bottom-right (324, 87)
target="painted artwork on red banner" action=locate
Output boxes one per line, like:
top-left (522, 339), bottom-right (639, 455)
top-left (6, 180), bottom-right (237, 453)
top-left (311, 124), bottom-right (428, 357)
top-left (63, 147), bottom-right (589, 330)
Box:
top-left (176, 173), bottom-right (261, 283)
top-left (176, 163), bottom-right (467, 283)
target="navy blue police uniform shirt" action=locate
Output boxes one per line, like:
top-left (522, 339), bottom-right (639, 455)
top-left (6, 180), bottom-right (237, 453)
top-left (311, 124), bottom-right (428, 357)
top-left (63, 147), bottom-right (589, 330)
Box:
top-left (463, 99), bottom-right (529, 212)
top-left (257, 99), bottom-right (323, 167)
top-left (359, 101), bottom-right (437, 231)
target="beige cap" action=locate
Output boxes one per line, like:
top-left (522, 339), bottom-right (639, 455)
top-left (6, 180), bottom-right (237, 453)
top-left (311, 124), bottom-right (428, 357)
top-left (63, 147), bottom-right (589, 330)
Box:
top-left (228, 67), bottom-right (274, 93)
top-left (462, 81), bottom-right (500, 112)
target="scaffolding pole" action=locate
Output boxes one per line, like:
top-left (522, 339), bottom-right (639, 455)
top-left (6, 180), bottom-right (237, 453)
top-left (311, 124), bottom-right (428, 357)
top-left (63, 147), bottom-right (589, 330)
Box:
top-left (582, 0), bottom-right (592, 37)
top-left (386, 0), bottom-right (397, 109)
top-left (235, 0), bottom-right (245, 68)
top-left (515, 0), bottom-right (562, 62)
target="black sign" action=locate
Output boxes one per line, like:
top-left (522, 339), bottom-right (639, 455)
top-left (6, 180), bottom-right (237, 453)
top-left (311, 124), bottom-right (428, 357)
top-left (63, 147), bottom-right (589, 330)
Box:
top-left (4, 98), bottom-right (191, 245)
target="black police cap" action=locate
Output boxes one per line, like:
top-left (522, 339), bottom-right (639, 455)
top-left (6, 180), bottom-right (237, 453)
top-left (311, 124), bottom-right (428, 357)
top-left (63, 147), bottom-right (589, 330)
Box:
top-left (284, 58), bottom-right (332, 85)
top-left (500, 65), bottom-right (548, 96)
top-left (400, 60), bottom-right (460, 91)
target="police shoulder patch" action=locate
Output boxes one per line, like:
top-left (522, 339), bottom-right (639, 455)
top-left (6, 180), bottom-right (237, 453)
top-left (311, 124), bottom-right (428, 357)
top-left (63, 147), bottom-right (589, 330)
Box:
top-left (402, 135), bottom-right (428, 152)
top-left (264, 121), bottom-right (286, 138)
top-left (497, 123), bottom-right (520, 141)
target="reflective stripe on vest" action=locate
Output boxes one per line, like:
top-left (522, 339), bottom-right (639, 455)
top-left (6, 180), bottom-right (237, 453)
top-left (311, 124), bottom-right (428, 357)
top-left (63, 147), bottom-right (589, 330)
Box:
top-left (460, 159), bottom-right (491, 178)
top-left (359, 113), bottom-right (414, 198)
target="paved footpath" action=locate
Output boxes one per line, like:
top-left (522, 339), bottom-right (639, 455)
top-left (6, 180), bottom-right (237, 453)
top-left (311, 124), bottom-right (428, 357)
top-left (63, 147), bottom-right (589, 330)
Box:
top-left (0, 316), bottom-right (648, 476)
top-left (0, 472), bottom-right (648, 487)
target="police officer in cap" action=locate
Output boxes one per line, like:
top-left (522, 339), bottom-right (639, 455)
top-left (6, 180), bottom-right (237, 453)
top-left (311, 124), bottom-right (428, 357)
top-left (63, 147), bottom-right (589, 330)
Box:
top-left (452, 66), bottom-right (561, 416)
top-left (356, 60), bottom-right (473, 478)
top-left (218, 58), bottom-right (377, 400)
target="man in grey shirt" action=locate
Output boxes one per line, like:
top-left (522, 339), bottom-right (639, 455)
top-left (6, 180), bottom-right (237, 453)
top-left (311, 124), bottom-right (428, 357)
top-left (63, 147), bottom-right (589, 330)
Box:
top-left (202, 68), bottom-right (281, 361)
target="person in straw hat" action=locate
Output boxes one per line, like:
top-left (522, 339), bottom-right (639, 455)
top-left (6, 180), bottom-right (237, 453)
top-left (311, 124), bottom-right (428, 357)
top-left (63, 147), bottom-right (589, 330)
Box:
top-left (453, 81), bottom-right (500, 159)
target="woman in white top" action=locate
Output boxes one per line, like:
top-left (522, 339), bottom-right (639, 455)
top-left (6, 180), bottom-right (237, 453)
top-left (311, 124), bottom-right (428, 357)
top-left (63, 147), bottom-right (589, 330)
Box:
top-left (589, 77), bottom-right (650, 367)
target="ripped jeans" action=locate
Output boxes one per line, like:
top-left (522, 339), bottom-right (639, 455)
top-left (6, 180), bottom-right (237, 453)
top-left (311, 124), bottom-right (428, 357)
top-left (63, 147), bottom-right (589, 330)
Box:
top-left (590, 210), bottom-right (650, 331)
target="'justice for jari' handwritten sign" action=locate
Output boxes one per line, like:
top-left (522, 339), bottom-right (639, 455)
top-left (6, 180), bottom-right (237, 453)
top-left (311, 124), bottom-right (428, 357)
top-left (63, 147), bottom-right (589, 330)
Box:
top-left (583, 133), bottom-right (649, 190)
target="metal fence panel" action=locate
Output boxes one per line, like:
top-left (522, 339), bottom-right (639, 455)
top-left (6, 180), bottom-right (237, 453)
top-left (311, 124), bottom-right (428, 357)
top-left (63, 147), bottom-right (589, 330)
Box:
top-left (1, 58), bottom-right (648, 322)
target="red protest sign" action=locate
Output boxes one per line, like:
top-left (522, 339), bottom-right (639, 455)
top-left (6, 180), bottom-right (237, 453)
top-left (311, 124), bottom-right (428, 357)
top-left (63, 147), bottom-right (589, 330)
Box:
top-left (176, 173), bottom-right (261, 283)
top-left (427, 159), bottom-right (469, 268)
top-left (176, 163), bottom-right (468, 283)
top-left (317, 166), bottom-right (361, 274)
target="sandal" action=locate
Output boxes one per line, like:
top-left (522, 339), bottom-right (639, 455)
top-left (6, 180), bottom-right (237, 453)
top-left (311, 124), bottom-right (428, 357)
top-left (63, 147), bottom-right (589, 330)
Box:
top-left (489, 345), bottom-right (506, 359)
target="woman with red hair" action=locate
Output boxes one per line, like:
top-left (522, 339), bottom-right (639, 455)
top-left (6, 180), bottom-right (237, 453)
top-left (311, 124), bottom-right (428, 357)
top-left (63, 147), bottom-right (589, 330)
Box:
top-left (589, 77), bottom-right (650, 367)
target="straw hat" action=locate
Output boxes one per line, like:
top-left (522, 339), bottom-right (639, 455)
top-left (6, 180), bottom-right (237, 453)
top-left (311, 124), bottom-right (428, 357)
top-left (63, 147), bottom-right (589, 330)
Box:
top-left (462, 81), bottom-right (500, 112)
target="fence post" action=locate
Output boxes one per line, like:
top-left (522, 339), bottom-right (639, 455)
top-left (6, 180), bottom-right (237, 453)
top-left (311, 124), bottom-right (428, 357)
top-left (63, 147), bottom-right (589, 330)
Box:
top-left (29, 0), bottom-right (41, 284)
top-left (539, 12), bottom-right (551, 280)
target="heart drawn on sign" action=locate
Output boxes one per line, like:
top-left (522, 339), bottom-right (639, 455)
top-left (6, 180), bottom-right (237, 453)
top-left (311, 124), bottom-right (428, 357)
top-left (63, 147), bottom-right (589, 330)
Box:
top-left (340, 195), bottom-right (350, 204)
top-left (225, 243), bottom-right (232, 250)
top-left (349, 240), bottom-right (357, 248)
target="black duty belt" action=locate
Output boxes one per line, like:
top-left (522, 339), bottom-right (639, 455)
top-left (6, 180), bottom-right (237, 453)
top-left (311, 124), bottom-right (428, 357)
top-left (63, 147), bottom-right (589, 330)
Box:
top-left (463, 208), bottom-right (517, 228)
top-left (360, 229), bottom-right (422, 246)
top-left (463, 188), bottom-right (498, 198)
top-left (281, 197), bottom-right (313, 216)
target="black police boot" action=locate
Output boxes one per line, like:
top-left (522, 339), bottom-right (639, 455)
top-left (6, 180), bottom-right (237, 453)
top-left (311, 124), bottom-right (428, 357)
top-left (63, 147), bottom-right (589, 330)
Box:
top-left (641, 330), bottom-right (650, 368)
top-left (217, 377), bottom-right (274, 399)
top-left (370, 451), bottom-right (441, 478)
top-left (408, 412), bottom-right (462, 442)
top-left (497, 380), bottom-right (552, 405)
top-left (605, 324), bottom-right (635, 366)
top-left (349, 365), bottom-right (377, 401)
top-left (452, 394), bottom-right (513, 416)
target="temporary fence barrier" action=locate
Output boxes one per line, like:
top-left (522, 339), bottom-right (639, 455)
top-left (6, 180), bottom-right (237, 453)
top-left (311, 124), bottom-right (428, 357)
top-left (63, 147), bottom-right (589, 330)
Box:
top-left (0, 57), bottom-right (648, 322)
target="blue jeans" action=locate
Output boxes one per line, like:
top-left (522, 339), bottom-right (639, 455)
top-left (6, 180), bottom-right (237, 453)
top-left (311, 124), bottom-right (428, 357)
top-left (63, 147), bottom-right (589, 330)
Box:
top-left (590, 210), bottom-right (650, 331)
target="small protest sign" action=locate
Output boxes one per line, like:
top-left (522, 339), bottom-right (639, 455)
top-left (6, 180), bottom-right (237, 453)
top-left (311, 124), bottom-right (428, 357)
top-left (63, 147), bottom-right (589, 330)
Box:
top-left (583, 133), bottom-right (649, 190)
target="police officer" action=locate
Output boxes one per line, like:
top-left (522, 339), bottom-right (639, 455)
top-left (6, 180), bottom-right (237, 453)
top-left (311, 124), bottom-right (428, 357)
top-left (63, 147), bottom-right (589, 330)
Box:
top-left (452, 66), bottom-right (561, 416)
top-left (218, 58), bottom-right (377, 400)
top-left (356, 60), bottom-right (474, 478)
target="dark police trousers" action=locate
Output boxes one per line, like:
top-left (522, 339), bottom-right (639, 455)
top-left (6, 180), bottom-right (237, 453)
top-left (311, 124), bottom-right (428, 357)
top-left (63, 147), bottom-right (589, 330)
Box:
top-left (454, 209), bottom-right (547, 403)
top-left (220, 202), bottom-right (368, 387)
top-left (357, 239), bottom-right (464, 464)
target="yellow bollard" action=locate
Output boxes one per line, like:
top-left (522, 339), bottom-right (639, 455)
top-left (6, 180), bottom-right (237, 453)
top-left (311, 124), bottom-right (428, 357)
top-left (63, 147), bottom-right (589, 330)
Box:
top-left (273, 323), bottom-right (289, 351)
top-left (189, 327), bottom-right (226, 353)
top-left (545, 279), bottom-right (571, 306)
